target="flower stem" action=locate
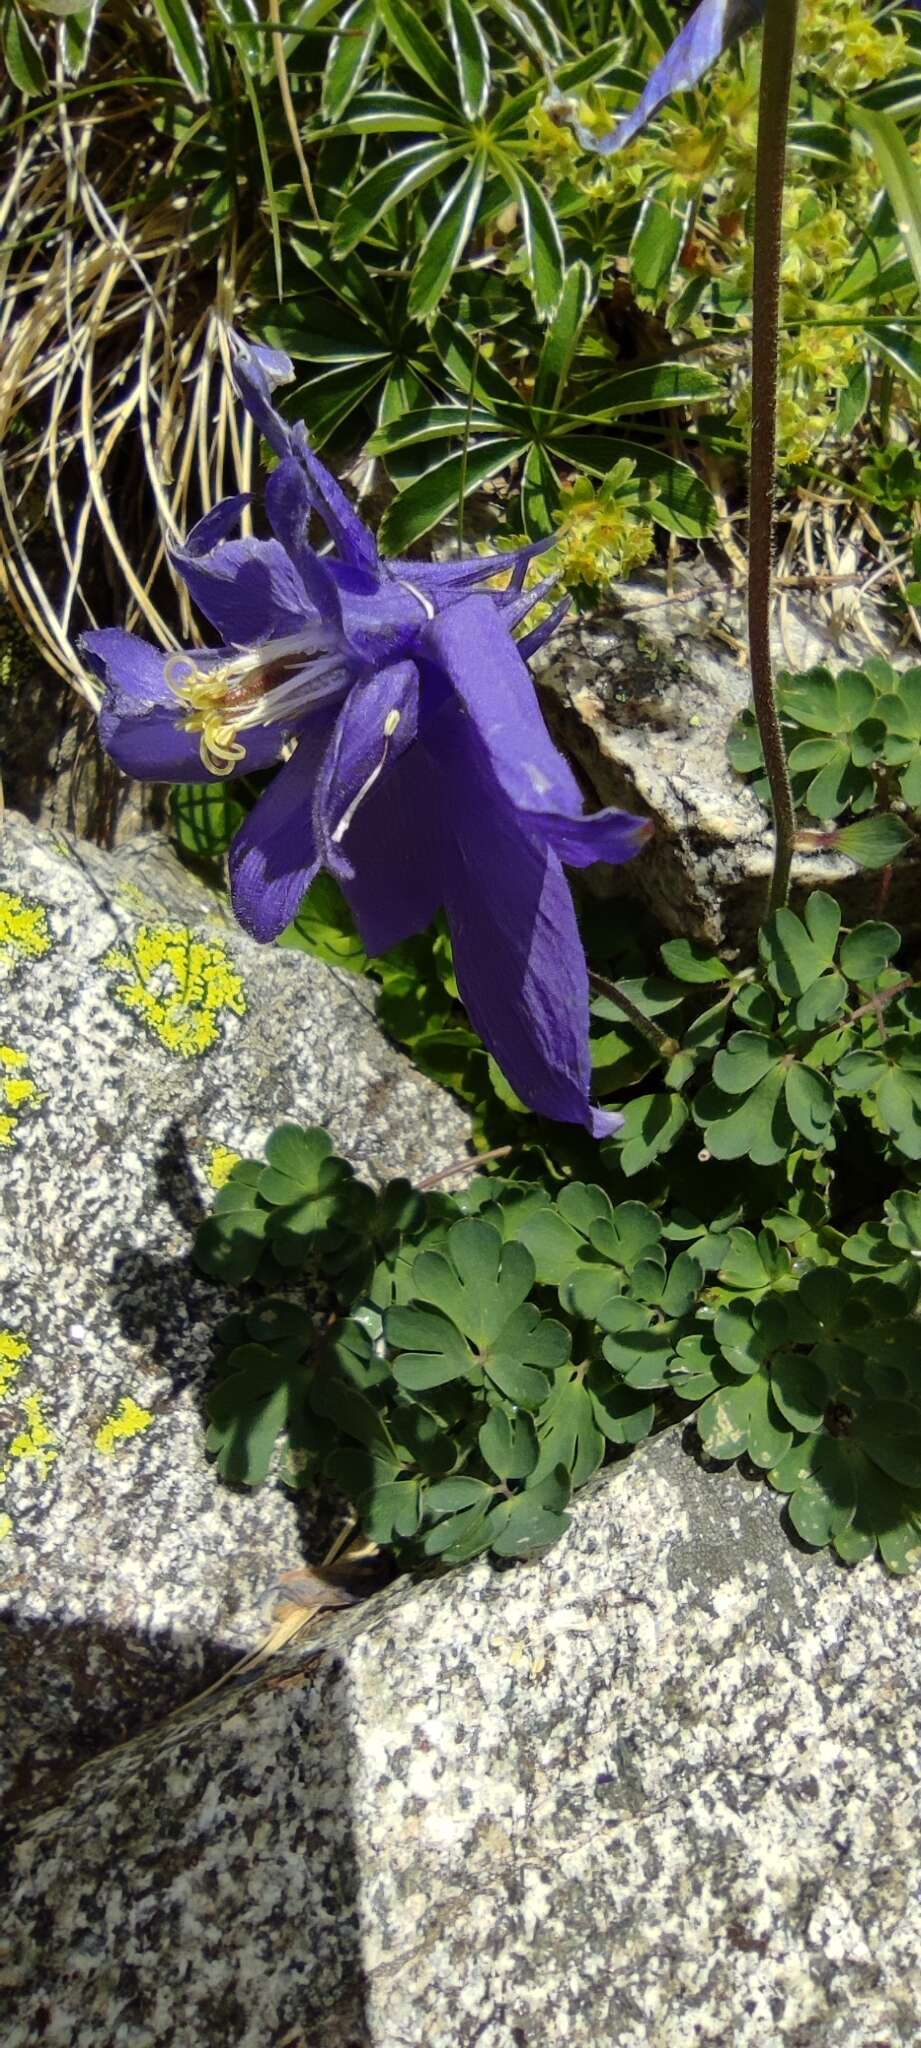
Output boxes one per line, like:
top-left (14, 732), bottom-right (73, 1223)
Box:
top-left (588, 972), bottom-right (678, 1059)
top-left (748, 0), bottom-right (800, 913)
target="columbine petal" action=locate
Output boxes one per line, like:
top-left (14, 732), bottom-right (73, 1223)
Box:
top-left (290, 422), bottom-right (379, 578)
top-left (498, 573), bottom-right (562, 634)
top-left (390, 535), bottom-right (554, 598)
top-left (84, 627), bottom-right (176, 705)
top-left (515, 598), bottom-right (572, 664)
top-left (315, 661), bottom-right (419, 881)
top-left (419, 594), bottom-right (588, 819)
top-left (440, 716), bottom-right (618, 1136)
top-left (83, 630), bottom-right (286, 782)
top-left (174, 533), bottom-right (311, 646)
top-left (537, 809), bottom-right (652, 869)
top-left (568, 0), bottom-right (765, 155)
top-left (265, 458), bottom-right (345, 627)
top-left (183, 494), bottom-right (253, 551)
top-left (229, 336), bottom-right (294, 457)
top-left (338, 746), bottom-right (445, 957)
top-left (228, 713), bottom-right (338, 941)
top-left (421, 596), bottom-right (647, 864)
top-left (101, 704), bottom-right (228, 783)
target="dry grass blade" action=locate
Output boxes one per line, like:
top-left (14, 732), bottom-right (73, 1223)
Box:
top-left (0, 71), bottom-right (255, 717)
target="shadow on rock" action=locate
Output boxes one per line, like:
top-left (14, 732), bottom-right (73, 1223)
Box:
top-left (106, 1118), bottom-right (217, 1390)
top-left (104, 1118), bottom-right (361, 1570)
top-left (0, 1609), bottom-right (233, 1834)
top-left (2, 1618), bottom-right (372, 2048)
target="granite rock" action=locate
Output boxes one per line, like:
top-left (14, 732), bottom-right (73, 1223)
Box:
top-left (0, 812), bottom-right (470, 1810)
top-left (535, 571), bottom-right (921, 945)
top-left (3, 1426), bottom-right (920, 2048)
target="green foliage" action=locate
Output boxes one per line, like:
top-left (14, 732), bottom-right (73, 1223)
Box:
top-left (170, 784), bottom-right (246, 865)
top-left (168, 761), bottom-right (921, 1577)
top-left (196, 1076), bottom-right (921, 1571)
top-left (11, 0), bottom-right (920, 579)
top-left (729, 659), bottom-right (921, 862)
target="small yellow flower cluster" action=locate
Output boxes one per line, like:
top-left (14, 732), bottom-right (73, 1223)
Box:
top-left (734, 323), bottom-right (862, 467)
top-left (482, 461), bottom-right (653, 606)
top-left (801, 0), bottom-right (908, 95)
top-left (553, 469), bottom-right (655, 590)
top-left (103, 923), bottom-right (247, 1058)
top-left (782, 193), bottom-right (853, 297)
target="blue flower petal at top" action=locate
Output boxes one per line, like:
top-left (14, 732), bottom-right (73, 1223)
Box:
top-left (86, 331), bottom-right (653, 1137)
top-left (568, 0), bottom-right (766, 157)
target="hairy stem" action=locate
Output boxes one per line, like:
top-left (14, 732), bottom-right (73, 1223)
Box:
top-left (749, 0), bottom-right (800, 912)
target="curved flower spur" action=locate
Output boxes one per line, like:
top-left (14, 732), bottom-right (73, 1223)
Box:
top-left (551, 0), bottom-right (765, 157)
top-left (84, 337), bottom-right (651, 1136)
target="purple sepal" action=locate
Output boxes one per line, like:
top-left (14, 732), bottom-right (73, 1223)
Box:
top-left (567, 0), bottom-right (765, 156)
top-left (228, 714), bottom-right (337, 941)
top-left (315, 661), bottom-right (419, 881)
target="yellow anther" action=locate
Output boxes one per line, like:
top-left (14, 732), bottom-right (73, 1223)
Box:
top-left (163, 634), bottom-right (349, 778)
top-left (164, 655), bottom-right (250, 779)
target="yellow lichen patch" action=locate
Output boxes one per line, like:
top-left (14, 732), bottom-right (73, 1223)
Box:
top-left (0, 890), bottom-right (52, 981)
top-left (94, 1396), bottom-right (155, 1454)
top-left (208, 1144), bottom-right (242, 1189)
top-left (0, 1513), bottom-right (12, 1543)
top-left (0, 1330), bottom-right (30, 1401)
top-left (0, 1046), bottom-right (44, 1148)
top-left (5, 1393), bottom-right (58, 1481)
top-left (103, 923), bottom-right (246, 1058)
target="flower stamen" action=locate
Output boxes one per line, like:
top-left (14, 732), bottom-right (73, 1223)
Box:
top-left (398, 578), bottom-right (436, 620)
top-left (331, 709), bottom-right (401, 844)
top-left (165, 634), bottom-right (351, 777)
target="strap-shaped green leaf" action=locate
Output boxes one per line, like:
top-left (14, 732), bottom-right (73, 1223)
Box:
top-left (322, 0), bottom-right (380, 119)
top-left (409, 154), bottom-right (488, 318)
top-left (493, 152), bottom-right (564, 318)
top-left (378, 0), bottom-right (458, 103)
top-left (369, 404), bottom-right (499, 455)
top-left (151, 0), bottom-right (207, 95)
top-left (378, 435), bottom-right (527, 552)
top-left (324, 88), bottom-right (451, 135)
top-left (573, 360), bottom-right (721, 420)
top-left (333, 141), bottom-right (464, 257)
top-left (630, 195), bottom-right (692, 298)
top-left (850, 104), bottom-right (921, 303)
top-left (445, 0), bottom-right (490, 120)
top-left (532, 261), bottom-right (594, 416)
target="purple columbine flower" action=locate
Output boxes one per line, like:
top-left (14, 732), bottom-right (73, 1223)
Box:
top-left (84, 337), bottom-right (650, 1137)
top-left (560, 0), bottom-right (765, 156)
